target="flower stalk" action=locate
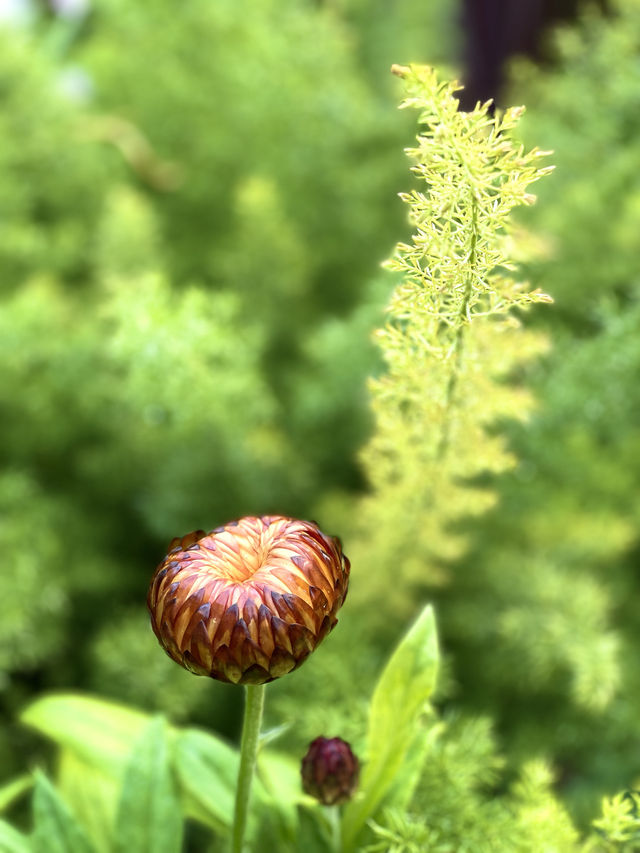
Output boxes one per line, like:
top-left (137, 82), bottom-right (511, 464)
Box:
top-left (147, 515), bottom-right (350, 849)
top-left (231, 683), bottom-right (266, 853)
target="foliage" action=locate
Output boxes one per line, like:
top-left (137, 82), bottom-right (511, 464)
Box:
top-left (2, 0), bottom-right (640, 849)
top-left (9, 607), bottom-right (437, 853)
top-left (589, 791), bottom-right (640, 853)
top-left (428, 0), bottom-right (640, 820)
top-left (7, 607), bottom-right (637, 852)
top-left (347, 63), bottom-right (552, 630)
top-left (0, 0), bottom-right (409, 772)
top-left (511, 0), bottom-right (640, 323)
top-left (0, 32), bottom-right (114, 291)
top-left (336, 0), bottom-right (459, 92)
top-left (365, 756), bottom-right (581, 853)
top-left (265, 58), bottom-right (630, 851)
top-left (265, 59), bottom-right (553, 753)
top-left (341, 606), bottom-right (439, 851)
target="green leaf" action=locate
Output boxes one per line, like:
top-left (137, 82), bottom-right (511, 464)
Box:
top-left (21, 694), bottom-right (296, 842)
top-left (57, 750), bottom-right (120, 853)
top-left (0, 818), bottom-right (31, 853)
top-left (21, 695), bottom-right (150, 780)
top-left (172, 728), bottom-right (238, 835)
top-left (0, 777), bottom-right (33, 814)
top-left (23, 696), bottom-right (239, 838)
top-left (173, 728), bottom-right (299, 843)
top-left (113, 717), bottom-right (182, 853)
top-left (384, 718), bottom-right (444, 813)
top-left (341, 604), bottom-right (439, 851)
top-left (32, 772), bottom-right (96, 853)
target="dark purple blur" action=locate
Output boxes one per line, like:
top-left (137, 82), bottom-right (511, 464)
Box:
top-left (301, 736), bottom-right (359, 806)
top-left (460, 0), bottom-right (609, 109)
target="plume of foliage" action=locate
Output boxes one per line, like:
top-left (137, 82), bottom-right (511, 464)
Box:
top-left (588, 791), bottom-right (640, 853)
top-left (346, 63), bottom-right (552, 626)
top-left (267, 62), bottom-right (553, 772)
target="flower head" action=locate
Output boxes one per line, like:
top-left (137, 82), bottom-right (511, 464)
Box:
top-left (301, 736), bottom-right (359, 805)
top-left (148, 516), bottom-right (350, 685)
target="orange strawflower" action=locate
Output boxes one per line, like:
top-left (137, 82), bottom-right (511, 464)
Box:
top-left (148, 516), bottom-right (350, 685)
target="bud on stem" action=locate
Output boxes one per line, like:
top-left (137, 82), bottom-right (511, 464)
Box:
top-left (301, 737), bottom-right (360, 806)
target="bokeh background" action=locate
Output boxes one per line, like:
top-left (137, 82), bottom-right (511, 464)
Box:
top-left (1, 0), bottom-right (640, 834)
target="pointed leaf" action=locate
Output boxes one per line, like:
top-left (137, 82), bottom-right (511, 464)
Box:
top-left (32, 772), bottom-right (95, 853)
top-left (384, 719), bottom-right (443, 811)
top-left (58, 750), bottom-right (120, 853)
top-left (342, 604), bottom-right (439, 850)
top-left (259, 723), bottom-right (291, 749)
top-left (113, 717), bottom-right (182, 853)
top-left (172, 728), bottom-right (238, 834)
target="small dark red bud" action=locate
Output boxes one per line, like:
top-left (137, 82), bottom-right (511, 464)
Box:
top-left (301, 736), bottom-right (359, 806)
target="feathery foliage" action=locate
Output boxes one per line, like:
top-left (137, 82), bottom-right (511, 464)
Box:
top-left (432, 0), bottom-right (640, 820)
top-left (349, 64), bottom-right (552, 624)
top-left (268, 62), bottom-right (554, 763)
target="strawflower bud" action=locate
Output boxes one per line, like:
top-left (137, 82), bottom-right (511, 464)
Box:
top-left (148, 516), bottom-right (350, 685)
top-left (301, 737), bottom-right (359, 806)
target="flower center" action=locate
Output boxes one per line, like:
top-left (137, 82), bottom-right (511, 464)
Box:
top-left (195, 517), bottom-right (288, 584)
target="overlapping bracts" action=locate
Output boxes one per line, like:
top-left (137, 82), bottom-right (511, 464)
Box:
top-left (301, 736), bottom-right (359, 805)
top-left (148, 516), bottom-right (350, 684)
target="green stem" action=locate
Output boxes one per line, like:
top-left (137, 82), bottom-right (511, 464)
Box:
top-left (437, 193), bottom-right (479, 459)
top-left (231, 683), bottom-right (266, 853)
top-left (324, 805), bottom-right (341, 852)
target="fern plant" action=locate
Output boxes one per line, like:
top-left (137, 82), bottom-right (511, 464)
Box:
top-left (347, 63), bottom-right (552, 627)
top-left (267, 58), bottom-right (555, 755)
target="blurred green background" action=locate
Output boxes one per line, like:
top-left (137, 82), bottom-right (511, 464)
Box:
top-left (1, 0), bottom-right (639, 834)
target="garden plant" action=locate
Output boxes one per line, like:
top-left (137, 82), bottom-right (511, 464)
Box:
top-left (1, 48), bottom-right (639, 850)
